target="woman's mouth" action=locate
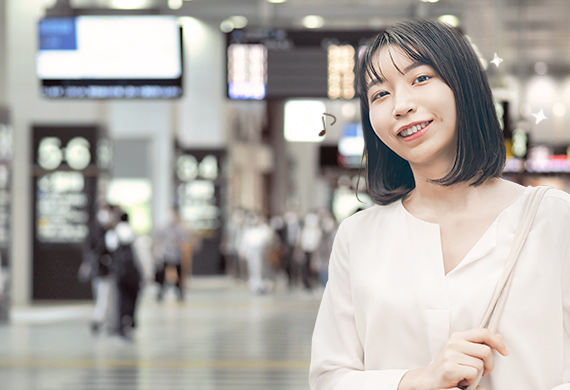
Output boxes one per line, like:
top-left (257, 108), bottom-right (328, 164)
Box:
top-left (398, 120), bottom-right (432, 138)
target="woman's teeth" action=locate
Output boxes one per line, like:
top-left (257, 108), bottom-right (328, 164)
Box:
top-left (400, 121), bottom-right (430, 137)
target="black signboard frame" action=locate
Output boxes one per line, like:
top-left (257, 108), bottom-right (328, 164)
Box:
top-left (31, 124), bottom-right (105, 300)
top-left (173, 143), bottom-right (226, 276)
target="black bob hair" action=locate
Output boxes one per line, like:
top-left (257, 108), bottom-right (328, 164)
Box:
top-left (357, 19), bottom-right (506, 205)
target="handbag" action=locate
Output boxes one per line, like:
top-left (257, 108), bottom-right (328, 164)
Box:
top-left (463, 186), bottom-right (551, 390)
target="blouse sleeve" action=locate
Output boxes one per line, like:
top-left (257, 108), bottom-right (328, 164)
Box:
top-left (551, 236), bottom-right (570, 389)
top-left (309, 221), bottom-right (408, 390)
top-left (548, 202), bottom-right (570, 390)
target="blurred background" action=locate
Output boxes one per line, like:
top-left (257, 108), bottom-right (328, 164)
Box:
top-left (0, 0), bottom-right (569, 389)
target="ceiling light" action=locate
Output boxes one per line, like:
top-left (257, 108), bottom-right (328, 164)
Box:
top-left (230, 15), bottom-right (248, 29)
top-left (168, 0), bottom-right (183, 9)
top-left (421, 0), bottom-right (439, 2)
top-left (110, 0), bottom-right (147, 9)
top-left (438, 15), bottom-right (459, 27)
top-left (284, 100), bottom-right (327, 142)
top-left (267, 0), bottom-right (287, 3)
top-left (302, 15), bottom-right (324, 29)
top-left (220, 19), bottom-right (235, 33)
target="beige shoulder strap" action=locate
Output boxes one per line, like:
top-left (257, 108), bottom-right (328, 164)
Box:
top-left (464, 185), bottom-right (551, 390)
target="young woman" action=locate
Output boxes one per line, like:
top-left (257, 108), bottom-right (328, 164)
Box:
top-left (309, 20), bottom-right (570, 390)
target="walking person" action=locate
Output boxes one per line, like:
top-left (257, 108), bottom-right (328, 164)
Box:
top-left (106, 211), bottom-right (142, 341)
top-left (81, 203), bottom-right (117, 334)
top-left (314, 213), bottom-right (337, 288)
top-left (240, 212), bottom-right (276, 294)
top-left (300, 212), bottom-right (322, 291)
top-left (310, 20), bottom-right (570, 390)
top-left (153, 208), bottom-right (191, 301)
top-left (282, 210), bottom-right (302, 288)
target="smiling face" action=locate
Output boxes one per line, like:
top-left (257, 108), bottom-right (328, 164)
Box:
top-left (366, 45), bottom-right (457, 174)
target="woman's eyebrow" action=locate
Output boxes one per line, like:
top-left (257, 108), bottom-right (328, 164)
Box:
top-left (366, 62), bottom-right (428, 90)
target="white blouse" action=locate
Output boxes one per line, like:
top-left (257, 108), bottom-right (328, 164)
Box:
top-left (310, 186), bottom-right (570, 390)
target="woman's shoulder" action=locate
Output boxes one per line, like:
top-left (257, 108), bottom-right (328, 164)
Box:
top-left (338, 201), bottom-right (401, 232)
top-left (540, 185), bottom-right (570, 214)
top-left (542, 185), bottom-right (570, 201)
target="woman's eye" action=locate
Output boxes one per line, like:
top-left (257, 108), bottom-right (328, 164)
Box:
top-left (371, 91), bottom-right (389, 101)
top-left (414, 75), bottom-right (431, 84)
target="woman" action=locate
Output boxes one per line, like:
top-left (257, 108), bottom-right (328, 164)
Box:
top-left (309, 20), bottom-right (570, 390)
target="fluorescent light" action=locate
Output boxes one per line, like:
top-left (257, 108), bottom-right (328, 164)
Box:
top-left (302, 15), bottom-right (324, 29)
top-left (168, 0), bottom-right (183, 9)
top-left (220, 19), bottom-right (234, 33)
top-left (438, 14), bottom-right (459, 27)
top-left (110, 0), bottom-right (146, 9)
top-left (267, 0), bottom-right (287, 3)
top-left (284, 100), bottom-right (326, 142)
top-left (110, 0), bottom-right (147, 9)
top-left (230, 15), bottom-right (248, 29)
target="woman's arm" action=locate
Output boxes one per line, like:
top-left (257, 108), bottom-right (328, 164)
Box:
top-left (309, 222), bottom-right (409, 390)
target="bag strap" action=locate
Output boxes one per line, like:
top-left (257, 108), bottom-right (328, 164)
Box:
top-left (479, 185), bottom-right (550, 331)
top-left (464, 185), bottom-right (551, 390)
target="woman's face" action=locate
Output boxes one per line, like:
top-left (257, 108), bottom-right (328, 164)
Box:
top-left (367, 45), bottom-right (457, 172)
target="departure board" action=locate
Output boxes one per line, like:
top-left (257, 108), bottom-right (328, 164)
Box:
top-left (226, 28), bottom-right (378, 100)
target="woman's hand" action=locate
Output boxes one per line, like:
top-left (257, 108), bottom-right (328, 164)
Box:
top-left (397, 328), bottom-right (509, 390)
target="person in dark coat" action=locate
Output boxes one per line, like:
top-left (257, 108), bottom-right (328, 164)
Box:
top-left (105, 211), bottom-right (142, 340)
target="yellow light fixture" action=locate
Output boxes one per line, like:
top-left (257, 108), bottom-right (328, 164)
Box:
top-left (230, 15), bottom-right (248, 29)
top-left (438, 14), bottom-right (459, 27)
top-left (220, 19), bottom-right (234, 33)
top-left (110, 0), bottom-right (147, 9)
top-left (168, 0), bottom-right (183, 10)
top-left (302, 15), bottom-right (324, 29)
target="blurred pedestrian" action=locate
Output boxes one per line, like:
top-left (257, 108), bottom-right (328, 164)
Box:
top-left (314, 214), bottom-right (337, 288)
top-left (221, 209), bottom-right (246, 280)
top-left (240, 212), bottom-right (276, 294)
top-left (282, 210), bottom-right (301, 288)
top-left (106, 211), bottom-right (142, 340)
top-left (153, 208), bottom-right (192, 301)
top-left (300, 212), bottom-right (322, 290)
top-left (80, 203), bottom-right (118, 334)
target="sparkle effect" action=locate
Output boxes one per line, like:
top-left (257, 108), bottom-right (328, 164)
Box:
top-left (490, 53), bottom-right (503, 67)
top-left (531, 109), bottom-right (547, 124)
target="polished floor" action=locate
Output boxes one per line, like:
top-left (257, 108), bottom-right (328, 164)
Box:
top-left (0, 277), bottom-right (322, 390)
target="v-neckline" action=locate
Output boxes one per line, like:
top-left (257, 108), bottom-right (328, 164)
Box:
top-left (398, 186), bottom-right (531, 276)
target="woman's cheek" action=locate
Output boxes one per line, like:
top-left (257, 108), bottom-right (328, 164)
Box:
top-left (369, 111), bottom-right (388, 141)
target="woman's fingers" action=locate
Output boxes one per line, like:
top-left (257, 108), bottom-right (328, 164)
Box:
top-left (421, 329), bottom-right (508, 390)
top-left (457, 341), bottom-right (495, 376)
top-left (460, 329), bottom-right (509, 357)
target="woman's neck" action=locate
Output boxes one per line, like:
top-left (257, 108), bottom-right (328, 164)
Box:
top-left (404, 172), bottom-right (497, 219)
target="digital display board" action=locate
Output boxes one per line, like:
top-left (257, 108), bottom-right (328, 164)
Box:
top-left (226, 28), bottom-right (378, 100)
top-left (37, 16), bottom-right (183, 99)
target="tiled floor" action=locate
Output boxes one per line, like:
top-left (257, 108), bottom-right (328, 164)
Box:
top-left (0, 277), bottom-right (322, 390)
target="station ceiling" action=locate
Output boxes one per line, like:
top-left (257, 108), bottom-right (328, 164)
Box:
top-left (53, 0), bottom-right (570, 77)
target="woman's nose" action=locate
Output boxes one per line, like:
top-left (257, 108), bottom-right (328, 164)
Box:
top-left (392, 90), bottom-right (417, 118)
